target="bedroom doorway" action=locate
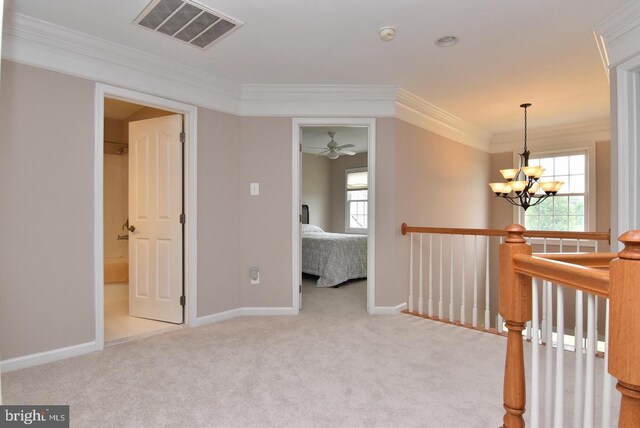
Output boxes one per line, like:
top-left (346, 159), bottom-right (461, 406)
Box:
top-left (292, 118), bottom-right (376, 314)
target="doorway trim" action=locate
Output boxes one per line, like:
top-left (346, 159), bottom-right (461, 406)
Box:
top-left (94, 83), bottom-right (198, 350)
top-left (291, 117), bottom-right (376, 313)
top-left (613, 56), bottom-right (640, 245)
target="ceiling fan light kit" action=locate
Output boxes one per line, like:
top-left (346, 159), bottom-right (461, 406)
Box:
top-left (307, 132), bottom-right (357, 159)
top-left (488, 103), bottom-right (563, 211)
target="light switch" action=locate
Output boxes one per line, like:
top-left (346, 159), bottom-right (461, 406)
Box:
top-left (250, 182), bottom-right (260, 196)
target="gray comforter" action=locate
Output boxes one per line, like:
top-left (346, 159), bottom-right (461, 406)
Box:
top-left (301, 231), bottom-right (367, 287)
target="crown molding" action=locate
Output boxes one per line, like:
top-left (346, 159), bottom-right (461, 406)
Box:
top-left (2, 13), bottom-right (242, 114)
top-left (241, 84), bottom-right (398, 117)
top-left (2, 11), bottom-right (497, 151)
top-left (395, 89), bottom-right (492, 152)
top-left (490, 118), bottom-right (611, 153)
top-left (594, 0), bottom-right (640, 68)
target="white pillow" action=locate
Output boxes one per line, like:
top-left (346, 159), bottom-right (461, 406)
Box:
top-left (301, 224), bottom-right (324, 233)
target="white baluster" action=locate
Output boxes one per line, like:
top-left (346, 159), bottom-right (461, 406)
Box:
top-left (409, 233), bottom-right (414, 312)
top-left (583, 294), bottom-right (596, 427)
top-left (602, 299), bottom-right (613, 428)
top-left (531, 278), bottom-right (541, 428)
top-left (428, 234), bottom-right (434, 317)
top-left (544, 281), bottom-right (554, 428)
top-left (484, 236), bottom-right (490, 330)
top-left (449, 235), bottom-right (454, 322)
top-left (554, 285), bottom-right (565, 428)
top-left (472, 235), bottom-right (478, 327)
top-left (419, 234), bottom-right (424, 315)
top-left (438, 235), bottom-right (444, 319)
top-left (594, 296), bottom-right (599, 354)
top-left (497, 237), bottom-right (503, 333)
top-left (461, 235), bottom-right (466, 325)
top-left (573, 290), bottom-right (584, 428)
top-left (541, 239), bottom-right (548, 340)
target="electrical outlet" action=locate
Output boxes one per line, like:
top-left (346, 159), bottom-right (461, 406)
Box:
top-left (250, 267), bottom-right (260, 285)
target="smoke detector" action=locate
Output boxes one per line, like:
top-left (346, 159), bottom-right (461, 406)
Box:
top-left (435, 36), bottom-right (459, 48)
top-left (379, 26), bottom-right (397, 41)
top-left (134, 0), bottom-right (242, 50)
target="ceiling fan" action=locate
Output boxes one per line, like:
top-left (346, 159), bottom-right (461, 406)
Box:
top-left (308, 132), bottom-right (356, 159)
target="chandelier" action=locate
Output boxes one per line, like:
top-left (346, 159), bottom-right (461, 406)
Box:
top-left (489, 103), bottom-right (563, 211)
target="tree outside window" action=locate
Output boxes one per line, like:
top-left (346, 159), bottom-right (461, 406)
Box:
top-left (525, 153), bottom-right (586, 231)
top-left (346, 168), bottom-right (368, 233)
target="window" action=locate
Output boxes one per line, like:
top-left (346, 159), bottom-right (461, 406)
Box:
top-left (346, 168), bottom-right (368, 233)
top-left (524, 152), bottom-right (587, 231)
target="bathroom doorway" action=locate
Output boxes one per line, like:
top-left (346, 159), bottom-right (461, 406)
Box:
top-left (103, 97), bottom-right (184, 343)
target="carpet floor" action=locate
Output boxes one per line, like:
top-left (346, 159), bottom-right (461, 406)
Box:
top-left (1, 277), bottom-right (618, 427)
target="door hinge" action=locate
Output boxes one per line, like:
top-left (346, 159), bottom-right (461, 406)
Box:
top-left (180, 295), bottom-right (186, 306)
top-left (299, 143), bottom-right (302, 152)
top-left (180, 213), bottom-right (186, 224)
top-left (180, 132), bottom-right (185, 143)
top-left (299, 214), bottom-right (302, 223)
top-left (299, 284), bottom-right (302, 293)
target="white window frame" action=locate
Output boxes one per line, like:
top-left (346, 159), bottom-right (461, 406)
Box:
top-left (345, 167), bottom-right (368, 234)
top-left (513, 143), bottom-right (597, 246)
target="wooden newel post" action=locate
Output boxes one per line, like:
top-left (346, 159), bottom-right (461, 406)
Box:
top-left (609, 230), bottom-right (640, 427)
top-left (499, 224), bottom-right (532, 428)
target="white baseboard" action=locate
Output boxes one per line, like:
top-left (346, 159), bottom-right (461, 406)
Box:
top-left (241, 307), bottom-right (296, 316)
top-left (191, 306), bottom-right (296, 327)
top-left (370, 302), bottom-right (407, 315)
top-left (192, 308), bottom-right (242, 327)
top-left (2, 306), bottom-right (303, 371)
top-left (1, 341), bottom-right (96, 373)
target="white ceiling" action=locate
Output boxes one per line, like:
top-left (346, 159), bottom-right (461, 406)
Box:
top-left (5, 0), bottom-right (626, 134)
top-left (301, 126), bottom-right (368, 154)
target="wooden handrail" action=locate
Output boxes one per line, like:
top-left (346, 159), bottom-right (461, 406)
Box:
top-left (533, 252), bottom-right (617, 268)
top-left (499, 225), bottom-right (640, 427)
top-left (513, 254), bottom-right (610, 298)
top-left (401, 223), bottom-right (610, 243)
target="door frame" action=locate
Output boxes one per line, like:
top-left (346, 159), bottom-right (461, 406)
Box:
top-left (291, 117), bottom-right (376, 314)
top-left (94, 83), bottom-right (198, 350)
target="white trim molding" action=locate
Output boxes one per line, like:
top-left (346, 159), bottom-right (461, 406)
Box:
top-left (395, 89), bottom-right (493, 152)
top-left (0, 342), bottom-right (97, 373)
top-left (191, 307), bottom-right (295, 328)
top-left (292, 118), bottom-right (377, 314)
top-left (594, 0), bottom-right (640, 68)
top-left (240, 307), bottom-right (297, 316)
top-left (2, 11), bottom-right (496, 152)
top-left (370, 303), bottom-right (408, 315)
top-left (2, 13), bottom-right (241, 115)
top-left (191, 308), bottom-right (243, 327)
top-left (94, 83), bottom-right (199, 350)
top-left (490, 118), bottom-right (611, 153)
top-left (241, 84), bottom-right (398, 117)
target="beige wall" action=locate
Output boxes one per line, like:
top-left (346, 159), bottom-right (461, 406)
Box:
top-left (329, 153), bottom-right (368, 233)
top-left (103, 154), bottom-right (128, 260)
top-left (239, 117), bottom-right (293, 307)
top-left (197, 108), bottom-right (242, 315)
top-left (393, 119), bottom-right (491, 314)
top-left (0, 61), bottom-right (95, 359)
top-left (301, 153), bottom-right (331, 231)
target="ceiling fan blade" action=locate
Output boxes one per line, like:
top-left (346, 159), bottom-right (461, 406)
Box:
top-left (336, 144), bottom-right (355, 149)
top-left (341, 150), bottom-right (356, 156)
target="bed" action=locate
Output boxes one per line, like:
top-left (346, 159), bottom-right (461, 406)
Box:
top-left (301, 205), bottom-right (367, 287)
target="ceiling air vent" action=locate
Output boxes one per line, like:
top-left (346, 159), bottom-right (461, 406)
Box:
top-left (134, 0), bottom-right (242, 50)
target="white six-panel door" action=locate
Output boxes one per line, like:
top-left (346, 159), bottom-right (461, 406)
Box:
top-left (128, 114), bottom-right (183, 324)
